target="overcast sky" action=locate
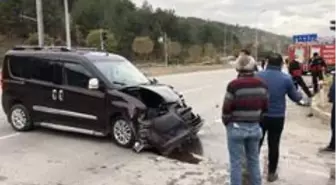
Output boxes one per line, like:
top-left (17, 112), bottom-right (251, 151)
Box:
top-left (131, 0), bottom-right (335, 37)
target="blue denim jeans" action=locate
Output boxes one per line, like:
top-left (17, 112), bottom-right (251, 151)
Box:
top-left (226, 122), bottom-right (262, 185)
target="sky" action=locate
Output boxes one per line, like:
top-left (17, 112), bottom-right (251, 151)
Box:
top-left (131, 0), bottom-right (336, 37)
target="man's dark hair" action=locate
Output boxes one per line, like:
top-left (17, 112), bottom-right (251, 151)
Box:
top-left (267, 53), bottom-right (283, 67)
top-left (313, 52), bottom-right (319, 57)
top-left (240, 49), bottom-right (250, 55)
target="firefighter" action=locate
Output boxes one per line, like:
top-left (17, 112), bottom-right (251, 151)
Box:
top-left (309, 52), bottom-right (327, 94)
top-left (288, 56), bottom-right (313, 101)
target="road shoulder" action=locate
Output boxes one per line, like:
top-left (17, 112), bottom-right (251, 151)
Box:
top-left (312, 94), bottom-right (336, 180)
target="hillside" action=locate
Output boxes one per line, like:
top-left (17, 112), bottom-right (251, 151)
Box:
top-left (181, 17), bottom-right (291, 52)
top-left (0, 0), bottom-right (291, 63)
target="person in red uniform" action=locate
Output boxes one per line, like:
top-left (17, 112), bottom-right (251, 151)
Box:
top-left (288, 56), bottom-right (313, 100)
top-left (309, 52), bottom-right (327, 94)
top-left (288, 56), bottom-right (314, 117)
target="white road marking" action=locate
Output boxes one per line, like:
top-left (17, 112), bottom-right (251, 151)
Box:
top-left (215, 118), bottom-right (222, 123)
top-left (0, 133), bottom-right (20, 140)
top-left (197, 129), bottom-right (205, 135)
top-left (180, 85), bottom-right (214, 94)
top-left (304, 169), bottom-right (329, 178)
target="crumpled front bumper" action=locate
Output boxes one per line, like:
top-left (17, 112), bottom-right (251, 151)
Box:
top-left (143, 105), bottom-right (204, 155)
top-left (174, 106), bottom-right (204, 134)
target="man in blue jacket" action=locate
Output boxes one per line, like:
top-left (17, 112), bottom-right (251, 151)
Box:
top-left (256, 53), bottom-right (303, 182)
top-left (320, 74), bottom-right (335, 152)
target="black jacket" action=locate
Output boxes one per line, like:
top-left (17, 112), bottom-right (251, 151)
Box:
top-left (309, 56), bottom-right (327, 72)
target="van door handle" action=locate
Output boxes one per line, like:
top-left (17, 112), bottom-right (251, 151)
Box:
top-left (52, 89), bottom-right (57, 101)
top-left (58, 89), bottom-right (64, 101)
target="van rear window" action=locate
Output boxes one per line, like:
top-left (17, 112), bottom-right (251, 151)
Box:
top-left (9, 56), bottom-right (33, 79)
top-left (8, 56), bottom-right (60, 84)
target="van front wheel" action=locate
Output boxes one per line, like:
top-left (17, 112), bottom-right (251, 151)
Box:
top-left (9, 104), bottom-right (33, 131)
top-left (111, 117), bottom-right (135, 148)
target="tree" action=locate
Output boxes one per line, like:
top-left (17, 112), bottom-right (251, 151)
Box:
top-left (23, 33), bottom-right (53, 45)
top-left (54, 37), bottom-right (65, 46)
top-left (0, 0), bottom-right (292, 63)
top-left (86, 29), bottom-right (117, 52)
top-left (74, 25), bottom-right (85, 46)
top-left (168, 41), bottom-right (182, 57)
top-left (132, 36), bottom-right (154, 60)
top-left (203, 43), bottom-right (216, 57)
top-left (188, 45), bottom-right (202, 62)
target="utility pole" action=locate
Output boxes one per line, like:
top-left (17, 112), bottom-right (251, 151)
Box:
top-left (230, 27), bottom-right (233, 55)
top-left (223, 27), bottom-right (227, 56)
top-left (100, 29), bottom-right (104, 51)
top-left (35, 0), bottom-right (44, 47)
top-left (64, 0), bottom-right (71, 49)
top-left (164, 32), bottom-right (168, 66)
top-left (278, 40), bottom-right (282, 54)
top-left (255, 27), bottom-right (259, 61)
top-left (255, 9), bottom-right (266, 62)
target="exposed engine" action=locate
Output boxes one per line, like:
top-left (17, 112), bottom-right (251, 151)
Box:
top-left (121, 86), bottom-right (170, 118)
top-left (120, 85), bottom-right (203, 155)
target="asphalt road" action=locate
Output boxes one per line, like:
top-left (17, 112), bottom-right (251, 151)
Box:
top-left (0, 68), bottom-right (334, 185)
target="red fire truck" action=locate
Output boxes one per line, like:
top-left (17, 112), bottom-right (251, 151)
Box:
top-left (288, 43), bottom-right (335, 75)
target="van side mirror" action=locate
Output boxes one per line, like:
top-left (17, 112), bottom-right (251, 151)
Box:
top-left (88, 78), bottom-right (99, 90)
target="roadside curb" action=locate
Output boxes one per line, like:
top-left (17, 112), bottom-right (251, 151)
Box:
top-left (311, 98), bottom-right (336, 180)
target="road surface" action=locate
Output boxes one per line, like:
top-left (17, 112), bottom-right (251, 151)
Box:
top-left (0, 68), bottom-right (334, 185)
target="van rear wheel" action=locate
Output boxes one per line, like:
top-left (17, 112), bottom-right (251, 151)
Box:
top-left (9, 104), bottom-right (33, 131)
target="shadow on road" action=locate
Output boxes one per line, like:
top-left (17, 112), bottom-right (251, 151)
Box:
top-left (34, 126), bottom-right (205, 164)
top-left (165, 137), bottom-right (204, 164)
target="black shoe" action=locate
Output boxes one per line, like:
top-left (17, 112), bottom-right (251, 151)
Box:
top-left (307, 113), bottom-right (314, 117)
top-left (267, 173), bottom-right (279, 182)
top-left (319, 147), bottom-right (335, 153)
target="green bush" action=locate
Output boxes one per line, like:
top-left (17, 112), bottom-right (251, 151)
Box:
top-left (24, 33), bottom-right (53, 45)
top-left (86, 29), bottom-right (117, 52)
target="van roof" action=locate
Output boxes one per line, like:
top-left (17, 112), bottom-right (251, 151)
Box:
top-left (5, 48), bottom-right (127, 63)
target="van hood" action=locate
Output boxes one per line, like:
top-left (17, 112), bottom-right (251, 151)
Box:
top-left (138, 84), bottom-right (181, 103)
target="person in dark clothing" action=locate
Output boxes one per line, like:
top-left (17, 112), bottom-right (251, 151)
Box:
top-left (285, 58), bottom-right (289, 66)
top-left (320, 74), bottom-right (335, 152)
top-left (256, 53), bottom-right (303, 182)
top-left (288, 57), bottom-right (313, 102)
top-left (261, 59), bottom-right (266, 70)
top-left (309, 52), bottom-right (327, 94)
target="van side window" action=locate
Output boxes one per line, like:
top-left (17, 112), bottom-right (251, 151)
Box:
top-left (64, 63), bottom-right (92, 89)
top-left (8, 56), bottom-right (33, 79)
top-left (30, 57), bottom-right (54, 83)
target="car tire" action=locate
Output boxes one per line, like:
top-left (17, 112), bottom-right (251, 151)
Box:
top-left (9, 104), bottom-right (33, 131)
top-left (111, 117), bottom-right (135, 148)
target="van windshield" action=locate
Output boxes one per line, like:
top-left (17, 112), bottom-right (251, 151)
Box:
top-left (93, 60), bottom-right (150, 86)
